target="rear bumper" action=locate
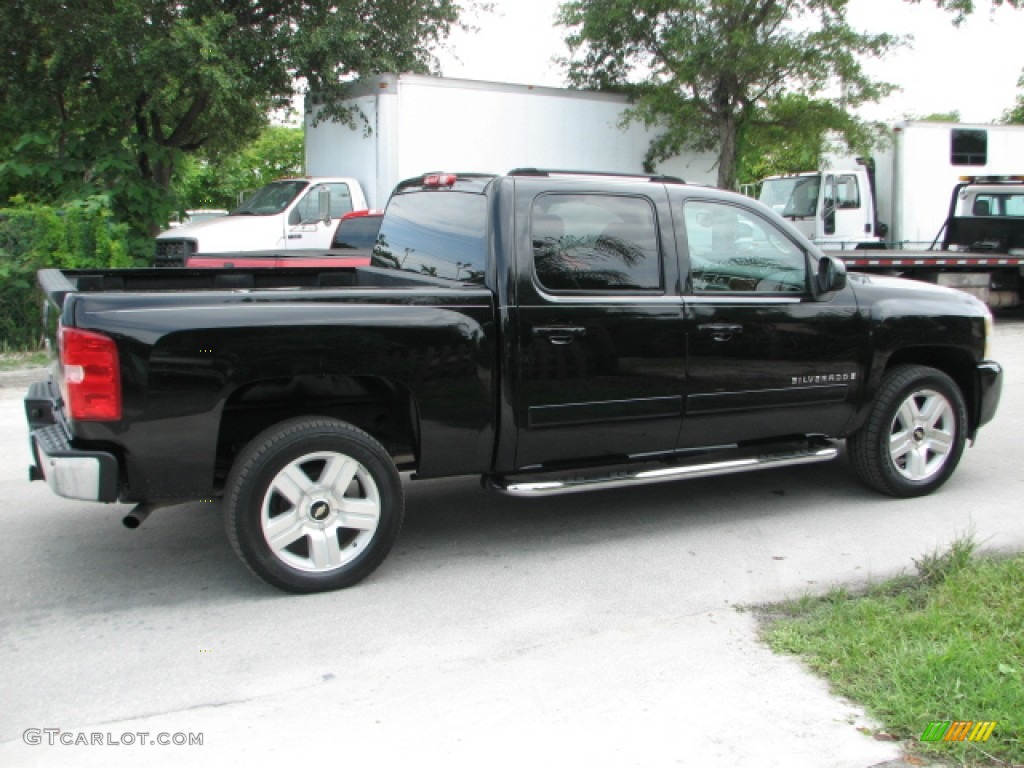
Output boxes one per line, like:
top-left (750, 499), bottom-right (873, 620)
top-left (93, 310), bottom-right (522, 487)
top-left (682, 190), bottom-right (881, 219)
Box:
top-left (974, 360), bottom-right (1003, 434)
top-left (25, 381), bottom-right (120, 502)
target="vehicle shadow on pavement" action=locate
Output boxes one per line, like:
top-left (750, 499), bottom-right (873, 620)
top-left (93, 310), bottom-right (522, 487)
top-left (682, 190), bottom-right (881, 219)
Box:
top-left (4, 445), bottom-right (910, 607)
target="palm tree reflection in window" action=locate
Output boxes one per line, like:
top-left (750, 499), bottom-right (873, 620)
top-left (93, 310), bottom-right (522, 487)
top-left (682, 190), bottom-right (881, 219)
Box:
top-left (532, 203), bottom-right (658, 292)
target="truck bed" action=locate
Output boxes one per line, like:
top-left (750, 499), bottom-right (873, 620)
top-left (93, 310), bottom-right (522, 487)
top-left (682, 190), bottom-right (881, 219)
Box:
top-left (37, 264), bottom-right (498, 502)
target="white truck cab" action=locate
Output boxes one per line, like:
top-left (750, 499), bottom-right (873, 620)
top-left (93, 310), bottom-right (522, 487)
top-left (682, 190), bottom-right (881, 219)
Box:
top-left (954, 177), bottom-right (1024, 219)
top-left (155, 177), bottom-right (368, 265)
top-left (758, 169), bottom-right (877, 250)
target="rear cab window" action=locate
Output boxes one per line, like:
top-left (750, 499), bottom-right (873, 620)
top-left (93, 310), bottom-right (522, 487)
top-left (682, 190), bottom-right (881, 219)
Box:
top-left (372, 176), bottom-right (490, 283)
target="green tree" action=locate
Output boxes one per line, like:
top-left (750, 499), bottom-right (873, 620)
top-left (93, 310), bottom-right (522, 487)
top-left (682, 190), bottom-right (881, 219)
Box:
top-left (558, 0), bottom-right (899, 191)
top-left (910, 111), bottom-right (963, 122)
top-left (0, 0), bottom-right (465, 244)
top-left (174, 125), bottom-right (305, 213)
top-left (913, 0), bottom-right (1023, 25)
top-left (1003, 72), bottom-right (1024, 124)
top-left (737, 94), bottom-right (887, 186)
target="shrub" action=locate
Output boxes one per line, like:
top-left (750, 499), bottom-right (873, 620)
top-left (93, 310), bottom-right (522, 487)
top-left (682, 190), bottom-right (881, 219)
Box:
top-left (0, 196), bottom-right (138, 349)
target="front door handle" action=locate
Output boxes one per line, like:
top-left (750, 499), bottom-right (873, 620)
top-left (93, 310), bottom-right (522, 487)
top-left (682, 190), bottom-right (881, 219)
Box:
top-left (532, 326), bottom-right (587, 345)
top-left (698, 323), bottom-right (743, 341)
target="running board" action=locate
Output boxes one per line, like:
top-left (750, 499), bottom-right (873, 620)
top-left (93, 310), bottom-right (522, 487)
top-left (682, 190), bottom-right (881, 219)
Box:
top-left (488, 442), bottom-right (839, 498)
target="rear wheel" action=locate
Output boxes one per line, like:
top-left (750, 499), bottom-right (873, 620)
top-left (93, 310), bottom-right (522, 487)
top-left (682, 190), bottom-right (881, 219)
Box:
top-left (848, 365), bottom-right (967, 497)
top-left (225, 417), bottom-right (403, 593)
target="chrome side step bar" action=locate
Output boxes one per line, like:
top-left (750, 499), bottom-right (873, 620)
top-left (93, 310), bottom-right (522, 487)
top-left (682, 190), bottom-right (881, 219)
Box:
top-left (488, 442), bottom-right (839, 497)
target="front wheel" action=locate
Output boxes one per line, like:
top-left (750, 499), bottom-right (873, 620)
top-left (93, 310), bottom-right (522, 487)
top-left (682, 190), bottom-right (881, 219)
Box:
top-left (848, 365), bottom-right (968, 497)
top-left (225, 417), bottom-right (404, 593)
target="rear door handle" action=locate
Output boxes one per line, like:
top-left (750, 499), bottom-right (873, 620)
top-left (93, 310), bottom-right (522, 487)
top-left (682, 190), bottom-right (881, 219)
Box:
top-left (698, 323), bottom-right (743, 341)
top-left (532, 326), bottom-right (587, 345)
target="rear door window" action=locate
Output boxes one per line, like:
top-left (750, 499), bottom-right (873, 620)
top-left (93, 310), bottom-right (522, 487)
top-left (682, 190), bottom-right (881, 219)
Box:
top-left (531, 194), bottom-right (662, 292)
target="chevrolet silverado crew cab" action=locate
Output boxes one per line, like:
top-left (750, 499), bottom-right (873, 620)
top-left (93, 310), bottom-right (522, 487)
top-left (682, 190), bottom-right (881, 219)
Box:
top-left (25, 169), bottom-right (1004, 593)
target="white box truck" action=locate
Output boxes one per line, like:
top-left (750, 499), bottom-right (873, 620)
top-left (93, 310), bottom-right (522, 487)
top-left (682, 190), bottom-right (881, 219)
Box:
top-left (156, 74), bottom-right (717, 265)
top-left (304, 73), bottom-right (718, 208)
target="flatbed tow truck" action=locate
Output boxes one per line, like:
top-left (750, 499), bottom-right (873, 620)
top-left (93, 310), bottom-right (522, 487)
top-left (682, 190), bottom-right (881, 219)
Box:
top-left (827, 176), bottom-right (1024, 308)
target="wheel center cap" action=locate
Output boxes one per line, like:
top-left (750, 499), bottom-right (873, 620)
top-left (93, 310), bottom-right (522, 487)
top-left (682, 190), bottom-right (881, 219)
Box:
top-left (310, 500), bottom-right (331, 522)
top-left (913, 426), bottom-right (926, 442)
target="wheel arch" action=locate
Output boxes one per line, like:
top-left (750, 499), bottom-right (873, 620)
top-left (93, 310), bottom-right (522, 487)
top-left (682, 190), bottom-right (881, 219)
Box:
top-left (853, 345), bottom-right (981, 437)
top-left (884, 346), bottom-right (981, 435)
top-left (213, 374), bottom-right (420, 491)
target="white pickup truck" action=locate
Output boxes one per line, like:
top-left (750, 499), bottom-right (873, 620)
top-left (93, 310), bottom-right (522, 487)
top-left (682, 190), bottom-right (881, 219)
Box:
top-left (155, 176), bottom-right (368, 265)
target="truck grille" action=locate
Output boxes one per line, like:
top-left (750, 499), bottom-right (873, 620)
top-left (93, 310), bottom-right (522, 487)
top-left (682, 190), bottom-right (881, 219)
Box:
top-left (154, 238), bottom-right (196, 267)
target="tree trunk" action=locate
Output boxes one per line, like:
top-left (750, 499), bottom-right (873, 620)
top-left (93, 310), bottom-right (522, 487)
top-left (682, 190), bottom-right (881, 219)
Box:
top-left (716, 112), bottom-right (738, 191)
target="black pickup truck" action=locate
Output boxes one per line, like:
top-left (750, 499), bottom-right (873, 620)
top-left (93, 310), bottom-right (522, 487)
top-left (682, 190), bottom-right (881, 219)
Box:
top-left (25, 170), bottom-right (1004, 593)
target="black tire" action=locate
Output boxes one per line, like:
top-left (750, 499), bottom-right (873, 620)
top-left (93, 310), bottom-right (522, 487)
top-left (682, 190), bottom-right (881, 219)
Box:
top-left (848, 365), bottom-right (968, 498)
top-left (225, 417), bottom-right (403, 593)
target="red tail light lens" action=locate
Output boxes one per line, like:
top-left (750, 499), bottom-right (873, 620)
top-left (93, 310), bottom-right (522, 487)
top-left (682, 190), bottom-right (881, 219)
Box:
top-left (59, 326), bottom-right (122, 421)
top-left (423, 174), bottom-right (457, 188)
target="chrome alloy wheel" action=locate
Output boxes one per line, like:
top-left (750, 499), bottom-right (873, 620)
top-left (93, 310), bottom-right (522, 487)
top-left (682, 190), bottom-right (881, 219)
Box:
top-left (888, 388), bottom-right (956, 482)
top-left (260, 451), bottom-right (381, 573)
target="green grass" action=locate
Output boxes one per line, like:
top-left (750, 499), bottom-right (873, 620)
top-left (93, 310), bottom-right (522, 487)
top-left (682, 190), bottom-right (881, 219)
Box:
top-left (0, 348), bottom-right (49, 370)
top-left (761, 535), bottom-right (1023, 766)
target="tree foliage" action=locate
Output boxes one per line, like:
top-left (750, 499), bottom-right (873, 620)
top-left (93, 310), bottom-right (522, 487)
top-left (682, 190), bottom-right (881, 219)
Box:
top-left (737, 95), bottom-right (887, 186)
top-left (0, 0), bottom-right (464, 244)
top-left (912, 0), bottom-right (1023, 25)
top-left (1003, 71), bottom-right (1024, 124)
top-left (0, 196), bottom-right (134, 348)
top-left (558, 0), bottom-right (900, 190)
top-left (174, 125), bottom-right (305, 213)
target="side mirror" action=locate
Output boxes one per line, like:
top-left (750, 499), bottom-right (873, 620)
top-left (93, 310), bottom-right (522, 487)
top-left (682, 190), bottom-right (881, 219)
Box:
top-left (317, 187), bottom-right (331, 224)
top-left (823, 198), bottom-right (836, 235)
top-left (815, 254), bottom-right (847, 296)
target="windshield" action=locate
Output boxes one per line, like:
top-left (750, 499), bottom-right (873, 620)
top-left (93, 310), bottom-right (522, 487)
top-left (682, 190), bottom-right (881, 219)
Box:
top-left (759, 176), bottom-right (821, 218)
top-left (231, 180), bottom-right (308, 216)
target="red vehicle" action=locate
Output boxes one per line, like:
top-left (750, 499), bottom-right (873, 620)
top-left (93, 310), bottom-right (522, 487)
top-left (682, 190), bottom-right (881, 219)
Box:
top-left (185, 210), bottom-right (382, 268)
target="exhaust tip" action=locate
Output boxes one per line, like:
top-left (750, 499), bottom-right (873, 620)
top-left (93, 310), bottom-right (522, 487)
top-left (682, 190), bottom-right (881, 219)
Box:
top-left (122, 504), bottom-right (153, 530)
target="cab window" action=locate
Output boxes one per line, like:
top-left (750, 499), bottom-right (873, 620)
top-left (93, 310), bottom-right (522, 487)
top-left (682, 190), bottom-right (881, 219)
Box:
top-left (372, 191), bottom-right (487, 282)
top-left (293, 183), bottom-right (354, 222)
top-left (683, 201), bottom-right (807, 294)
top-left (971, 193), bottom-right (1024, 217)
top-left (834, 175), bottom-right (861, 209)
top-left (531, 194), bottom-right (662, 292)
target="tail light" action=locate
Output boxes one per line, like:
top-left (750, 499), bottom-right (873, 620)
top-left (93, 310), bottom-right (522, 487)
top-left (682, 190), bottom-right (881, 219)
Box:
top-left (423, 174), bottom-right (457, 188)
top-left (58, 326), bottom-right (122, 421)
